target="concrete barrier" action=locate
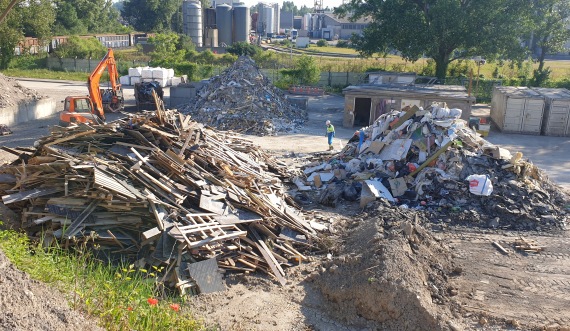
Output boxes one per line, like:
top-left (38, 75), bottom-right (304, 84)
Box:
top-left (0, 98), bottom-right (57, 126)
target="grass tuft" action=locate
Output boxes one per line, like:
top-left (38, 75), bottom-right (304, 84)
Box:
top-left (0, 228), bottom-right (203, 331)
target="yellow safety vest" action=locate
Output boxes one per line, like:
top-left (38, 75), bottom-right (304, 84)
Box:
top-left (327, 124), bottom-right (335, 133)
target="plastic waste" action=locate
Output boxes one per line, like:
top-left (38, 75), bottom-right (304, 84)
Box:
top-left (466, 174), bottom-right (493, 196)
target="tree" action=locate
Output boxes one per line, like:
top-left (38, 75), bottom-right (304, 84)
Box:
top-left (0, 0), bottom-right (55, 69)
top-left (148, 32), bottom-right (186, 66)
top-left (281, 55), bottom-right (320, 85)
top-left (336, 0), bottom-right (531, 79)
top-left (530, 0), bottom-right (570, 86)
top-left (121, 0), bottom-right (182, 32)
top-left (53, 0), bottom-right (124, 34)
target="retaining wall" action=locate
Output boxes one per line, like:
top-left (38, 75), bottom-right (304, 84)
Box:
top-left (0, 98), bottom-right (57, 126)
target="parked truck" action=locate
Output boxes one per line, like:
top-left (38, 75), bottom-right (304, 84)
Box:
top-left (59, 48), bottom-right (124, 126)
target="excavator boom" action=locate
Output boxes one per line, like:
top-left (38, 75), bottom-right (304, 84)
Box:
top-left (87, 48), bottom-right (124, 120)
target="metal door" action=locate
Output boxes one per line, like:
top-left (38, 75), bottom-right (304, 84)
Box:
top-left (503, 97), bottom-right (525, 132)
top-left (521, 99), bottom-right (544, 134)
top-left (546, 100), bottom-right (570, 136)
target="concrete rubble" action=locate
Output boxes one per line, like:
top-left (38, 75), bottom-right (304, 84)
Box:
top-left (0, 73), bottom-right (45, 109)
top-left (180, 56), bottom-right (308, 136)
top-left (298, 103), bottom-right (570, 231)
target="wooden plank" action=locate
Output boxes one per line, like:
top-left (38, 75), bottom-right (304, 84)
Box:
top-left (2, 187), bottom-right (63, 204)
top-left (250, 228), bottom-right (287, 286)
top-left (64, 199), bottom-right (100, 239)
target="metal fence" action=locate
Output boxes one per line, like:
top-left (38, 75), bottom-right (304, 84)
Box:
top-left (47, 57), bottom-right (150, 73)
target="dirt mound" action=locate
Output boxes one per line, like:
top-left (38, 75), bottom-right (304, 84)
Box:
top-left (312, 203), bottom-right (460, 330)
top-left (181, 56), bottom-right (307, 135)
top-left (0, 249), bottom-right (101, 331)
top-left (0, 74), bottom-right (44, 109)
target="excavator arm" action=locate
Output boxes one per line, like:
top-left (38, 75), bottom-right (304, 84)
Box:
top-left (87, 48), bottom-right (124, 120)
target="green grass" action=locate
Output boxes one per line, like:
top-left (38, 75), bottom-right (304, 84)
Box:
top-left (1, 68), bottom-right (89, 81)
top-left (304, 46), bottom-right (359, 55)
top-left (0, 227), bottom-right (203, 331)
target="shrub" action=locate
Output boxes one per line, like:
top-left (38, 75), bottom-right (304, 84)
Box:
top-left (226, 42), bottom-right (261, 57)
top-left (52, 36), bottom-right (107, 59)
top-left (336, 40), bottom-right (350, 48)
top-left (316, 39), bottom-right (327, 47)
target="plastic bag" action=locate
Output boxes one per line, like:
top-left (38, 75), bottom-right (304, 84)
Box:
top-left (466, 174), bottom-right (493, 196)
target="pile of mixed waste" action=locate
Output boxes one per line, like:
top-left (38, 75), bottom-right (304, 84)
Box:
top-left (296, 104), bottom-right (569, 231)
top-left (180, 56), bottom-right (307, 136)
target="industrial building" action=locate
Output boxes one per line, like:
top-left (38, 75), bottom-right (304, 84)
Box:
top-left (306, 13), bottom-right (370, 40)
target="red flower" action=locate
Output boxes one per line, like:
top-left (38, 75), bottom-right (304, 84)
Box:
top-left (147, 298), bottom-right (158, 306)
top-left (169, 303), bottom-right (180, 312)
top-left (127, 307), bottom-right (133, 311)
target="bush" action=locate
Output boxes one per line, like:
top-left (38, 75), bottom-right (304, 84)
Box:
top-left (173, 62), bottom-right (197, 79)
top-left (280, 55), bottom-right (320, 85)
top-left (316, 39), bottom-right (327, 47)
top-left (336, 40), bottom-right (350, 48)
top-left (218, 53), bottom-right (238, 66)
top-left (226, 42), bottom-right (261, 57)
top-left (195, 50), bottom-right (215, 64)
top-left (9, 54), bottom-right (47, 70)
top-left (52, 36), bottom-right (107, 59)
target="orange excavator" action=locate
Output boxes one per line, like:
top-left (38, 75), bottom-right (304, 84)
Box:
top-left (59, 48), bottom-right (124, 126)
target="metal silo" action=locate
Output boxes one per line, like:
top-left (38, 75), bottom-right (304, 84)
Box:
top-left (233, 5), bottom-right (250, 43)
top-left (182, 1), bottom-right (203, 47)
top-left (263, 6), bottom-right (274, 35)
top-left (204, 8), bottom-right (217, 28)
top-left (216, 4), bottom-right (233, 46)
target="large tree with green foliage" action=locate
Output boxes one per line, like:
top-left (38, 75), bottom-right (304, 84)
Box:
top-left (336, 0), bottom-right (531, 79)
top-left (530, 0), bottom-right (570, 86)
top-left (53, 0), bottom-right (125, 35)
top-left (0, 0), bottom-right (55, 69)
top-left (121, 0), bottom-right (182, 32)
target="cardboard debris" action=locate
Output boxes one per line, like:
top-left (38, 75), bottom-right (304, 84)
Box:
top-left (180, 56), bottom-right (307, 136)
top-left (0, 110), bottom-right (317, 294)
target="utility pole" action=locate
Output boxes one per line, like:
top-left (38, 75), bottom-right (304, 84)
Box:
top-left (0, 0), bottom-right (20, 25)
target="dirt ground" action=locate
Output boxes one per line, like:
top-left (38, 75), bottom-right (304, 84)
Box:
top-left (1, 78), bottom-right (570, 331)
top-left (0, 250), bottom-right (101, 331)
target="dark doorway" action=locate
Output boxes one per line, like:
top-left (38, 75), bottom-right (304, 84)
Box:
top-left (354, 98), bottom-right (372, 127)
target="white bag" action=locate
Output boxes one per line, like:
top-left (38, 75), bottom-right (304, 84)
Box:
top-left (466, 174), bottom-right (493, 196)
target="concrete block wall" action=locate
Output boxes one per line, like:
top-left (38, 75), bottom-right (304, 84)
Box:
top-left (0, 98), bottom-right (57, 126)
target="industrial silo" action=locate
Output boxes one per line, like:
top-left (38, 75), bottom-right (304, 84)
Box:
top-left (182, 1), bottom-right (203, 47)
top-left (233, 5), bottom-right (250, 43)
top-left (216, 4), bottom-right (233, 46)
top-left (204, 7), bottom-right (217, 28)
top-left (263, 6), bottom-right (274, 36)
top-left (303, 13), bottom-right (311, 30)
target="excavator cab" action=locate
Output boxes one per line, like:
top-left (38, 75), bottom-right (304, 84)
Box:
top-left (58, 96), bottom-right (104, 127)
top-left (58, 48), bottom-right (124, 127)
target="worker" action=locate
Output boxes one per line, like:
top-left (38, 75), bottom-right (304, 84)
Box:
top-left (325, 120), bottom-right (335, 150)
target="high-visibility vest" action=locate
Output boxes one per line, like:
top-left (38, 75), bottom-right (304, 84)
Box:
top-left (327, 124), bottom-right (335, 133)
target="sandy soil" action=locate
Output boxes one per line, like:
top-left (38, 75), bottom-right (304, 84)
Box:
top-left (0, 250), bottom-right (101, 331)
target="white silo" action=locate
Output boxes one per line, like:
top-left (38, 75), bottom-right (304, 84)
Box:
top-left (303, 13), bottom-right (311, 30)
top-left (182, 1), bottom-right (203, 47)
top-left (216, 4), bottom-right (233, 46)
top-left (233, 5), bottom-right (250, 43)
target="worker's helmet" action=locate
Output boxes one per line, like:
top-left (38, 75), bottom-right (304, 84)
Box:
top-left (326, 120), bottom-right (331, 125)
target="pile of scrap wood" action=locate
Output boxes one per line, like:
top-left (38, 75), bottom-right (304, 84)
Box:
top-left (180, 56), bottom-right (308, 136)
top-left (0, 109), bottom-right (316, 294)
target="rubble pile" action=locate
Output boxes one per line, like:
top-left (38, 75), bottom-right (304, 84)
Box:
top-left (0, 109), bottom-right (316, 294)
top-left (180, 56), bottom-right (307, 136)
top-left (298, 104), bottom-right (569, 231)
top-left (0, 73), bottom-right (45, 109)
top-left (313, 204), bottom-right (457, 331)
